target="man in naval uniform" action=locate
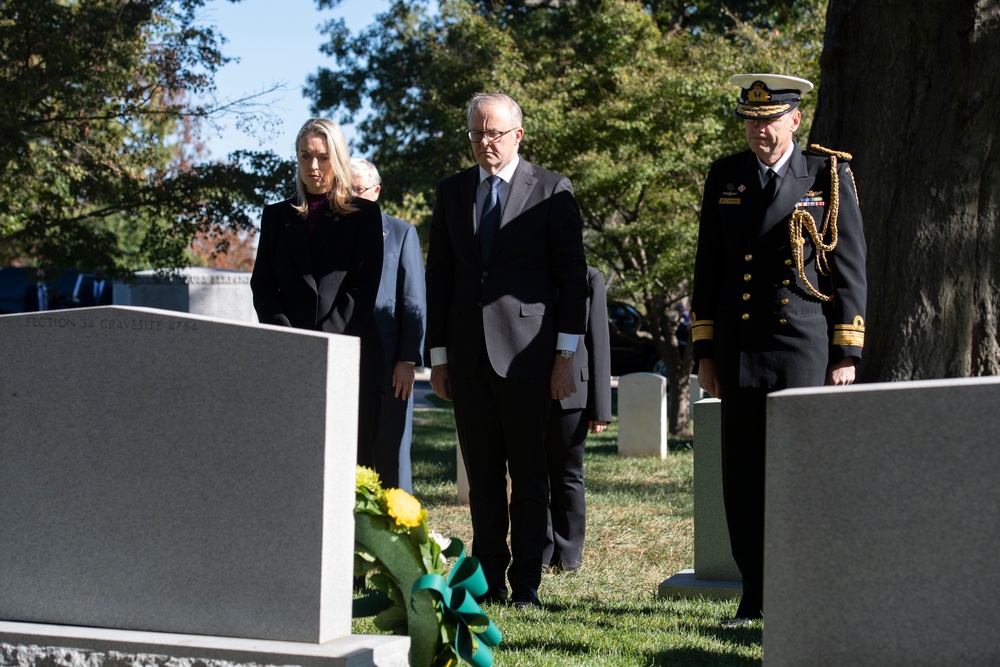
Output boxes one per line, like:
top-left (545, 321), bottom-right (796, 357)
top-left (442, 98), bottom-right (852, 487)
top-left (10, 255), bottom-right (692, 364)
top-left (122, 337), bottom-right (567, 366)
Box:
top-left (691, 73), bottom-right (867, 627)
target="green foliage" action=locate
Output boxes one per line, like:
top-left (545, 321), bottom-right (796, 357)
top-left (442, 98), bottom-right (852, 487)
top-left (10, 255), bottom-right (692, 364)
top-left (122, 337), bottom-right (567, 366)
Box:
top-left (311, 0), bottom-right (826, 432)
top-left (0, 0), bottom-right (292, 276)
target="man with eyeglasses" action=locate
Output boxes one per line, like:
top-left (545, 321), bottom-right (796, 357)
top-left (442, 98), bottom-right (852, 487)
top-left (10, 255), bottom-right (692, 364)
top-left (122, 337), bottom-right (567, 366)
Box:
top-left (350, 158), bottom-right (426, 493)
top-left (425, 92), bottom-right (588, 611)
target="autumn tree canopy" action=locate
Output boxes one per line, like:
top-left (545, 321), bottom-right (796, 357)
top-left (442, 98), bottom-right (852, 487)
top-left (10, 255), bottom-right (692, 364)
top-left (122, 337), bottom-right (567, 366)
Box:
top-left (0, 0), bottom-right (292, 277)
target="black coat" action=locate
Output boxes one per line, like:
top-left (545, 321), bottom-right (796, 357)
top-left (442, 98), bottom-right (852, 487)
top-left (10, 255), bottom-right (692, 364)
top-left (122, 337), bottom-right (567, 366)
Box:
top-left (251, 196), bottom-right (383, 338)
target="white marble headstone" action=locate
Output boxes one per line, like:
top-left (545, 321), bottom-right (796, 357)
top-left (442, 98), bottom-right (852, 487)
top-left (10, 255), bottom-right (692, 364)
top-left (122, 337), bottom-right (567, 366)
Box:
top-left (617, 372), bottom-right (667, 458)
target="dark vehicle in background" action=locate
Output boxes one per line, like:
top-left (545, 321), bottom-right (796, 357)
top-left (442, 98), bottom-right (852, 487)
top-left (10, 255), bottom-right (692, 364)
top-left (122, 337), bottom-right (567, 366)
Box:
top-left (608, 300), bottom-right (667, 376)
top-left (607, 300), bottom-right (692, 377)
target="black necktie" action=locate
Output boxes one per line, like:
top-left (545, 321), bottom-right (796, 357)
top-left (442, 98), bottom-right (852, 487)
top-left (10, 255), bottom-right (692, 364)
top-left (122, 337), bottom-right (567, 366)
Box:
top-left (479, 175), bottom-right (501, 258)
top-left (761, 168), bottom-right (777, 202)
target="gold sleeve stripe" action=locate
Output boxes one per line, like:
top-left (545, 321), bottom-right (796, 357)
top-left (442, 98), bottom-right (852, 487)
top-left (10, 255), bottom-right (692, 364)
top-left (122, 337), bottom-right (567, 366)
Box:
top-left (691, 320), bottom-right (714, 342)
top-left (833, 316), bottom-right (865, 347)
top-left (833, 330), bottom-right (864, 347)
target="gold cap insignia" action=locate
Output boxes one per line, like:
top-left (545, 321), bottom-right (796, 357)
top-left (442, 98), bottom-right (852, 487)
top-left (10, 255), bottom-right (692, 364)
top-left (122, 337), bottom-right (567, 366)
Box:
top-left (747, 81), bottom-right (771, 103)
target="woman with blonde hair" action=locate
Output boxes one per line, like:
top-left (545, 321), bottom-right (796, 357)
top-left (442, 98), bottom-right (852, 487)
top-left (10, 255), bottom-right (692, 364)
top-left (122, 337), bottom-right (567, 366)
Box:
top-left (251, 117), bottom-right (383, 338)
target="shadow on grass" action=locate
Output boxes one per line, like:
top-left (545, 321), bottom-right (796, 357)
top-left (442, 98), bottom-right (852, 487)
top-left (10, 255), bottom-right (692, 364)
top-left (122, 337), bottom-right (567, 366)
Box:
top-left (641, 648), bottom-right (761, 667)
top-left (586, 476), bottom-right (692, 498)
top-left (498, 598), bottom-right (762, 666)
top-left (587, 439), bottom-right (693, 458)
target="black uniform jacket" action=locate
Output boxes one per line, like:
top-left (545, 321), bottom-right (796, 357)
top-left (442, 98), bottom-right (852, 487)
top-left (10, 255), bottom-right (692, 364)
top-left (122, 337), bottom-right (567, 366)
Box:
top-left (251, 195), bottom-right (384, 337)
top-left (691, 142), bottom-right (867, 390)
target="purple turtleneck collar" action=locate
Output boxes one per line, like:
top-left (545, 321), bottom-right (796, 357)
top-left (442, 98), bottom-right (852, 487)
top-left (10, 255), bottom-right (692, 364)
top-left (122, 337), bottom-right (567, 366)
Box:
top-left (306, 192), bottom-right (329, 235)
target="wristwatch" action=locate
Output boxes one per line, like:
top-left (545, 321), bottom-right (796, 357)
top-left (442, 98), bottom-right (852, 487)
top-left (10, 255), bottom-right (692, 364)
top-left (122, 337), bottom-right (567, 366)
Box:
top-left (558, 349), bottom-right (575, 360)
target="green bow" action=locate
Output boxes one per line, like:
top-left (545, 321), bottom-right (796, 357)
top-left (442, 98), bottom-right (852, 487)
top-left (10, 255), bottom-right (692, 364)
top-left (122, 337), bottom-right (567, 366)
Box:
top-left (411, 540), bottom-right (503, 667)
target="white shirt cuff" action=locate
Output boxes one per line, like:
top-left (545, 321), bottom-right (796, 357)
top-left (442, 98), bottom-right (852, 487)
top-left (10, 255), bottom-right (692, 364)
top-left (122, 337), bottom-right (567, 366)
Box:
top-left (556, 333), bottom-right (580, 353)
top-left (430, 347), bottom-right (448, 366)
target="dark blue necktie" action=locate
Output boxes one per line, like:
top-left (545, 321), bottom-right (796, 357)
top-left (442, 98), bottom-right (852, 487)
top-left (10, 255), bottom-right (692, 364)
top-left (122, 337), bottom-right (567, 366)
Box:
top-left (479, 175), bottom-right (501, 258)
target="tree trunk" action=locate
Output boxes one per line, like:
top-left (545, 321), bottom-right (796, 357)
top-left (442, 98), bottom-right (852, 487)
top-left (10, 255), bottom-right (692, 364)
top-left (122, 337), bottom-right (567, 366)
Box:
top-left (665, 352), bottom-right (694, 439)
top-left (647, 297), bottom-right (694, 436)
top-left (810, 0), bottom-right (1000, 381)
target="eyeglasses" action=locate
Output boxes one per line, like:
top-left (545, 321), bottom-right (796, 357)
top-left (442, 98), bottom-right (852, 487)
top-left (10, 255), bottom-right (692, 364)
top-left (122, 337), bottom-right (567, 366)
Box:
top-left (352, 185), bottom-right (376, 196)
top-left (467, 128), bottom-right (518, 143)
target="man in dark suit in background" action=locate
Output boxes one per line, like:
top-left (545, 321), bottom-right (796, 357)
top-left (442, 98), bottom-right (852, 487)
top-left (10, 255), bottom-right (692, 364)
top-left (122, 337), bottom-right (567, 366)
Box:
top-left (692, 73), bottom-right (867, 627)
top-left (23, 268), bottom-right (50, 312)
top-left (351, 158), bottom-right (426, 492)
top-left (79, 267), bottom-right (113, 307)
top-left (543, 265), bottom-right (612, 573)
top-left (425, 92), bottom-right (589, 610)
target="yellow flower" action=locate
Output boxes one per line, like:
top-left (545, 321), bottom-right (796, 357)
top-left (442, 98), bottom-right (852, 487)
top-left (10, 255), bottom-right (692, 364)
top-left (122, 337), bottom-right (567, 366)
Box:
top-left (385, 488), bottom-right (424, 529)
top-left (356, 466), bottom-right (382, 494)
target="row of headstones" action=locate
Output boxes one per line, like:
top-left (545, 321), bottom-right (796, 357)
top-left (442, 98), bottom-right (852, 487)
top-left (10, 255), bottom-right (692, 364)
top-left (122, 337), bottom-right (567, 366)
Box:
top-left (73, 267), bottom-right (259, 322)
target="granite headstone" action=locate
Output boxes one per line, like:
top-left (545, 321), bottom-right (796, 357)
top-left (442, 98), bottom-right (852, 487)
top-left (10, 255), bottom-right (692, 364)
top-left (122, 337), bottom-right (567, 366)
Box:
top-left (0, 307), bottom-right (357, 644)
top-left (765, 377), bottom-right (1000, 666)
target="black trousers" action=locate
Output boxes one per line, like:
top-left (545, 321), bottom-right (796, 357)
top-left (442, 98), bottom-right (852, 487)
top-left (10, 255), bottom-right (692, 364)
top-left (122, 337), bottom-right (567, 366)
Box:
top-left (543, 406), bottom-right (588, 569)
top-left (358, 388), bottom-right (413, 492)
top-left (452, 350), bottom-right (551, 594)
top-left (720, 387), bottom-right (768, 617)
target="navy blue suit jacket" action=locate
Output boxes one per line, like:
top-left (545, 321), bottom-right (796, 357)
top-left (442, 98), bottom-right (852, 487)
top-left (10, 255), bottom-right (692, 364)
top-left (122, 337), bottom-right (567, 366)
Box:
top-left (371, 213), bottom-right (426, 389)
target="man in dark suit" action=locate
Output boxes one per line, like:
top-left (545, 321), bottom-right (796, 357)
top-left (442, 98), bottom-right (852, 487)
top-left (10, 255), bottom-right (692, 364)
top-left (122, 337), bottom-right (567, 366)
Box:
top-left (425, 92), bottom-right (589, 610)
top-left (351, 158), bottom-right (426, 492)
top-left (692, 73), bottom-right (867, 627)
top-left (23, 268), bottom-right (50, 312)
top-left (79, 267), bottom-right (113, 307)
top-left (543, 265), bottom-right (612, 573)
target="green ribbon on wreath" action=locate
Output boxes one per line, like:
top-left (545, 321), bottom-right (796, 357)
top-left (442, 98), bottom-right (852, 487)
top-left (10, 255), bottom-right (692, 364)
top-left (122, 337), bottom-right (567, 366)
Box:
top-left (411, 540), bottom-right (503, 667)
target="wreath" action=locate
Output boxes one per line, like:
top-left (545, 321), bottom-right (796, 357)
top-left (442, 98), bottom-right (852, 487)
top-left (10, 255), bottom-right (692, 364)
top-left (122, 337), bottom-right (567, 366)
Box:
top-left (353, 466), bottom-right (502, 667)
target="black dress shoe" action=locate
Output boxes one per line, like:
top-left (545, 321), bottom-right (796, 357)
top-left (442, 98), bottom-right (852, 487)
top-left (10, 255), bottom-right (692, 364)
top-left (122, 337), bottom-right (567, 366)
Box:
top-left (544, 560), bottom-right (582, 574)
top-left (511, 587), bottom-right (542, 611)
top-left (475, 588), bottom-right (508, 605)
top-left (734, 596), bottom-right (762, 619)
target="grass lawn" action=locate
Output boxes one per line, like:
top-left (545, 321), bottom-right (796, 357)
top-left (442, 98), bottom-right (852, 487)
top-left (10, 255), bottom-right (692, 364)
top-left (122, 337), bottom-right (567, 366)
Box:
top-left (353, 399), bottom-right (763, 666)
